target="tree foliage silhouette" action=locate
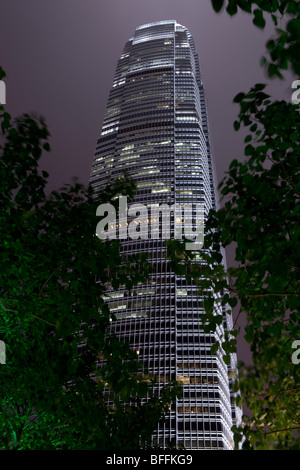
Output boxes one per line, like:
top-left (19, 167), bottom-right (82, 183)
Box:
top-left (166, 0), bottom-right (300, 449)
top-left (0, 78), bottom-right (181, 449)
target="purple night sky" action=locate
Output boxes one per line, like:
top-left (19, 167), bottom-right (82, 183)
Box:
top-left (1, 1), bottom-right (294, 363)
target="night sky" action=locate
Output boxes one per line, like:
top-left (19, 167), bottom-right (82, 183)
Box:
top-left (1, 1), bottom-right (294, 363)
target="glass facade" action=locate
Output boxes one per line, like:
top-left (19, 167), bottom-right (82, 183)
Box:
top-left (90, 20), bottom-right (240, 450)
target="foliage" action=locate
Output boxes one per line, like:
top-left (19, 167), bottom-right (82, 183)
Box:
top-left (168, 50), bottom-right (300, 454)
top-left (211, 0), bottom-right (300, 77)
top-left (205, 0), bottom-right (300, 450)
top-left (166, 0), bottom-right (300, 450)
top-left (0, 111), bottom-right (181, 450)
top-left (223, 87), bottom-right (300, 449)
top-left (168, 87), bottom-right (300, 449)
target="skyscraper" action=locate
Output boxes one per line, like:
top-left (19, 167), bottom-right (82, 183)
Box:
top-left (90, 20), bottom-right (240, 450)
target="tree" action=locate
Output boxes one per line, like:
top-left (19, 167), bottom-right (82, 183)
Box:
top-left (171, 87), bottom-right (300, 448)
top-left (168, 0), bottom-right (300, 449)
top-left (210, 0), bottom-right (300, 77)
top-left (0, 75), bottom-right (181, 449)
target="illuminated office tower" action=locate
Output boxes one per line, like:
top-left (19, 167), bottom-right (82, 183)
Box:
top-left (90, 20), bottom-right (240, 450)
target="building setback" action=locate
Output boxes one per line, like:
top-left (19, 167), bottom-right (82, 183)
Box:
top-left (90, 20), bottom-right (240, 450)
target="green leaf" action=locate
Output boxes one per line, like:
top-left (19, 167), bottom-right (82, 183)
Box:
top-left (211, 341), bottom-right (220, 355)
top-left (211, 0), bottom-right (224, 13)
top-left (244, 144), bottom-right (255, 156)
top-left (287, 18), bottom-right (300, 39)
top-left (228, 297), bottom-right (238, 308)
top-left (253, 9), bottom-right (266, 29)
top-left (233, 92), bottom-right (245, 103)
top-left (223, 354), bottom-right (231, 365)
top-left (226, 0), bottom-right (238, 16)
top-left (234, 120), bottom-right (240, 131)
top-left (254, 83), bottom-right (266, 91)
top-left (271, 14), bottom-right (278, 26)
top-left (0, 66), bottom-right (6, 80)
